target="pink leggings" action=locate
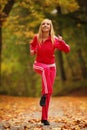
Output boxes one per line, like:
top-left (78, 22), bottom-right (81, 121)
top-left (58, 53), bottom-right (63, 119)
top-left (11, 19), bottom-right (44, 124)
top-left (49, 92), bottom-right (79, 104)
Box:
top-left (33, 61), bottom-right (56, 120)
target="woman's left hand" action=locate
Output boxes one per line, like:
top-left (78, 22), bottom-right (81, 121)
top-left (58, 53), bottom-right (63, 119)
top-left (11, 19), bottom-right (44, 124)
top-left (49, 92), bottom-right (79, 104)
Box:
top-left (58, 35), bottom-right (63, 41)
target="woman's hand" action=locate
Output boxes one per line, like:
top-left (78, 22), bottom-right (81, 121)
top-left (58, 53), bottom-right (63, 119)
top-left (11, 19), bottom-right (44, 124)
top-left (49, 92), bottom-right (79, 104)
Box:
top-left (58, 35), bottom-right (63, 41)
top-left (30, 50), bottom-right (35, 55)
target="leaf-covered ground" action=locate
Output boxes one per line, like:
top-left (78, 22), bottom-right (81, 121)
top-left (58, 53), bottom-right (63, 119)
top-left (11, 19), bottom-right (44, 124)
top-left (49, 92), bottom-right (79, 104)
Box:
top-left (0, 95), bottom-right (87, 130)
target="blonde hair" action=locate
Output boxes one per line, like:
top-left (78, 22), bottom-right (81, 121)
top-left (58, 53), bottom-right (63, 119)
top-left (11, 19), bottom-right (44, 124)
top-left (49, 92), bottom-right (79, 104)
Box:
top-left (37, 19), bottom-right (55, 44)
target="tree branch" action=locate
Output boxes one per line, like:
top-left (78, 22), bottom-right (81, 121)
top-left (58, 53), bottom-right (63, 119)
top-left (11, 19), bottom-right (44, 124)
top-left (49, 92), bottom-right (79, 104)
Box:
top-left (0, 0), bottom-right (15, 25)
top-left (3, 0), bottom-right (15, 16)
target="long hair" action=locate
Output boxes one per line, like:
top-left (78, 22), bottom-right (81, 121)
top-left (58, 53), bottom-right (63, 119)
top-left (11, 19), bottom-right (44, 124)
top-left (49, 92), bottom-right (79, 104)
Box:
top-left (37, 19), bottom-right (55, 44)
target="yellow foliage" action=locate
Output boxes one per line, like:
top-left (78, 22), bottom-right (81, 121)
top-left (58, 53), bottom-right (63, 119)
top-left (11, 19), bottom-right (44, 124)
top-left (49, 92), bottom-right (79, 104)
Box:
top-left (59, 0), bottom-right (79, 13)
top-left (1, 0), bottom-right (8, 11)
top-left (67, 2), bottom-right (79, 12)
top-left (1, 60), bottom-right (19, 74)
top-left (24, 31), bottom-right (34, 38)
top-left (2, 62), bottom-right (13, 74)
top-left (14, 31), bottom-right (23, 37)
top-left (20, 2), bottom-right (30, 9)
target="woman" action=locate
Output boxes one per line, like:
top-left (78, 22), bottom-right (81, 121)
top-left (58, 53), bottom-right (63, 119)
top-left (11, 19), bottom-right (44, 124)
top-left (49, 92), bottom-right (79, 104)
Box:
top-left (30, 19), bottom-right (70, 125)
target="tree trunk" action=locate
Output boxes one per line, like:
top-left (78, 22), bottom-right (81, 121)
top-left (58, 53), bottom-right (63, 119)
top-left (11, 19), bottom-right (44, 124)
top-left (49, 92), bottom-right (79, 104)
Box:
top-left (57, 51), bottom-right (66, 80)
top-left (77, 0), bottom-right (87, 8)
top-left (0, 24), bottom-right (2, 86)
top-left (0, 0), bottom-right (15, 57)
top-left (66, 56), bottom-right (77, 79)
top-left (77, 49), bottom-right (87, 79)
top-left (56, 5), bottom-right (66, 81)
top-left (0, 0), bottom-right (15, 87)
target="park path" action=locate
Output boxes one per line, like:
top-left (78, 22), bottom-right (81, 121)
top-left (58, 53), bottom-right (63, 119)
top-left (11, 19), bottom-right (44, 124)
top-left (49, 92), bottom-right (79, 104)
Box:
top-left (0, 95), bottom-right (87, 130)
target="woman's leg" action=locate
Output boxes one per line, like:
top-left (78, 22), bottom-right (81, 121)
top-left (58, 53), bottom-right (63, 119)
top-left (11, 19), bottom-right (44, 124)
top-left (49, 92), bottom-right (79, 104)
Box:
top-left (33, 62), bottom-right (51, 94)
top-left (50, 67), bottom-right (56, 89)
top-left (33, 62), bottom-right (56, 122)
top-left (41, 93), bottom-right (51, 120)
top-left (41, 67), bottom-right (56, 121)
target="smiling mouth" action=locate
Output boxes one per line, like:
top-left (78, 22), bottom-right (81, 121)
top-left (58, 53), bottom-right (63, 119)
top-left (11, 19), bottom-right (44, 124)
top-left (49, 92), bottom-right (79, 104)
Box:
top-left (43, 27), bottom-right (49, 29)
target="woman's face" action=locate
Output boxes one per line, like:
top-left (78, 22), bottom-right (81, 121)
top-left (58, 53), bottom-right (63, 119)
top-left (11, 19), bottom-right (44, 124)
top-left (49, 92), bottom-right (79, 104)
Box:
top-left (41, 19), bottom-right (51, 33)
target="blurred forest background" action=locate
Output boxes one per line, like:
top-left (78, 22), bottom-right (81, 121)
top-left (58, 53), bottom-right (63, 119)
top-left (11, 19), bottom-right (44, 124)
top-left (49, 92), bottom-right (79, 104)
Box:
top-left (0, 0), bottom-right (87, 97)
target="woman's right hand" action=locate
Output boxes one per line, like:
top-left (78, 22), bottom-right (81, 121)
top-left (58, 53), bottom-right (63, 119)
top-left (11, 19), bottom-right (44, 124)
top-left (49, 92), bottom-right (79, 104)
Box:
top-left (30, 50), bottom-right (35, 55)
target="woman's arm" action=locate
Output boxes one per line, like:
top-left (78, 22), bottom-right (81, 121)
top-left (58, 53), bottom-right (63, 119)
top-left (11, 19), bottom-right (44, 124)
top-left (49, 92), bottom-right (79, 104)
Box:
top-left (54, 35), bottom-right (70, 53)
top-left (30, 35), bottom-right (37, 55)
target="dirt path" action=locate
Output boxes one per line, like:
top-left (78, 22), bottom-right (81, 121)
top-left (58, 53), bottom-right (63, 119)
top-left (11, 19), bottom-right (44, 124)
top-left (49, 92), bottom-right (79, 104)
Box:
top-left (0, 95), bottom-right (87, 130)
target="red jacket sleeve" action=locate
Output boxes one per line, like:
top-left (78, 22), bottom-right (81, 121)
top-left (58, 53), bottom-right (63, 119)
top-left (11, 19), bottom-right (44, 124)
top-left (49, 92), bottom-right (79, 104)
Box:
top-left (54, 36), bottom-right (70, 53)
top-left (30, 35), bottom-right (37, 54)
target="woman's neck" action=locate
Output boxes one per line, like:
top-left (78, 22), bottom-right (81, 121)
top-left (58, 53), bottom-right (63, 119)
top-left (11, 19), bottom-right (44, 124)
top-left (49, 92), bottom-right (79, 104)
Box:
top-left (42, 32), bottom-right (49, 39)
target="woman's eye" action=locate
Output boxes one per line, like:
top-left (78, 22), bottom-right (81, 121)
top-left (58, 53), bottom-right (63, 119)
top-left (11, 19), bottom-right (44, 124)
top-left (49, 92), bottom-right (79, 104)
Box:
top-left (42, 23), bottom-right (50, 25)
top-left (42, 23), bottom-right (45, 25)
